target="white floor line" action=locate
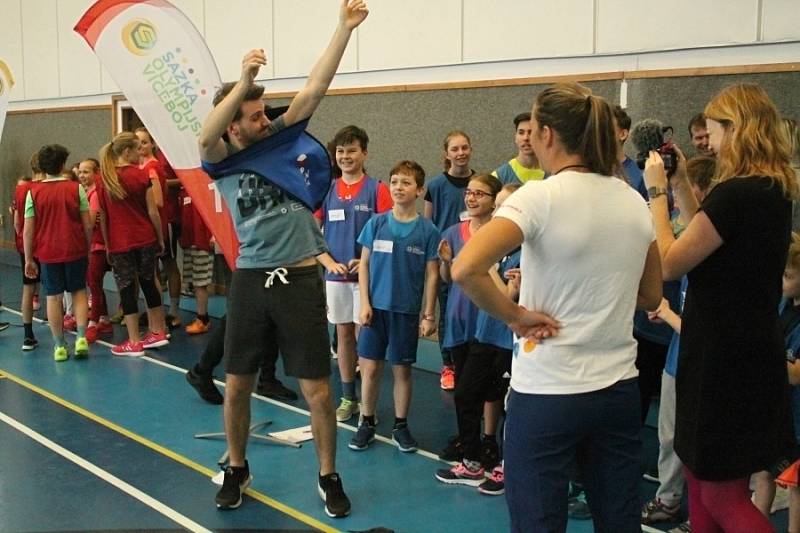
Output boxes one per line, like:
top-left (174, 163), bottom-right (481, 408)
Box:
top-left (0, 410), bottom-right (213, 533)
top-left (1, 305), bottom-right (449, 463)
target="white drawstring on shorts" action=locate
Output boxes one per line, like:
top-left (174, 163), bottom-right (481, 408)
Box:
top-left (264, 267), bottom-right (289, 288)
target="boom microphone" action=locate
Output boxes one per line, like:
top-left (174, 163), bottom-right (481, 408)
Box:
top-left (630, 118), bottom-right (677, 175)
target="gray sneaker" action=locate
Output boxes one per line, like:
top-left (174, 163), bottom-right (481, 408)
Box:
top-left (391, 425), bottom-right (418, 453)
top-left (348, 421), bottom-right (376, 451)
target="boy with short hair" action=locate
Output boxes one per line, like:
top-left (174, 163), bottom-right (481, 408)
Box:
top-left (492, 112), bottom-right (545, 184)
top-left (349, 160), bottom-right (439, 453)
top-left (23, 144), bottom-right (92, 361)
top-left (179, 188), bottom-right (215, 335)
top-left (315, 125), bottom-right (392, 422)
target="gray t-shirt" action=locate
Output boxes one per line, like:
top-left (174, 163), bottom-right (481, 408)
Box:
top-left (213, 117), bottom-right (327, 269)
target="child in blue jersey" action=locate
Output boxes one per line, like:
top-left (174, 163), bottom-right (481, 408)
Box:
top-left (434, 173), bottom-right (503, 485)
top-left (314, 125), bottom-right (392, 423)
top-left (424, 130), bottom-right (476, 391)
top-left (441, 182), bottom-right (521, 494)
top-left (779, 233), bottom-right (800, 533)
top-left (349, 160), bottom-right (440, 453)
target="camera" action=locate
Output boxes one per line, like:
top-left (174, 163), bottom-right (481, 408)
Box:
top-left (631, 120), bottom-right (678, 177)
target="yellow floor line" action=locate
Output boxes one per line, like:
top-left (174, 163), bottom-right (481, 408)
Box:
top-left (0, 368), bottom-right (339, 533)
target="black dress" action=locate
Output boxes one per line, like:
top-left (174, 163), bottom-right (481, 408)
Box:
top-left (675, 176), bottom-right (796, 480)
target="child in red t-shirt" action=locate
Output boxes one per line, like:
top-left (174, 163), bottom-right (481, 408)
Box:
top-left (136, 127), bottom-right (182, 329)
top-left (179, 188), bottom-right (214, 335)
top-left (98, 132), bottom-right (169, 357)
top-left (23, 144), bottom-right (92, 362)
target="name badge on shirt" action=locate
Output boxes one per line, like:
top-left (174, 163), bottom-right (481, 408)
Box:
top-left (459, 210), bottom-right (470, 221)
top-left (329, 209), bottom-right (345, 221)
top-left (373, 240), bottom-right (394, 254)
top-left (183, 196), bottom-right (192, 205)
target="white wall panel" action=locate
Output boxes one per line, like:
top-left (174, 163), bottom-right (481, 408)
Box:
top-left (21, 0), bottom-right (61, 100)
top-left (597, 0), bottom-right (757, 54)
top-left (463, 0), bottom-right (594, 62)
top-left (0, 0), bottom-right (25, 102)
top-left (57, 0), bottom-right (102, 97)
top-left (762, 0), bottom-right (800, 42)
top-left (169, 0), bottom-right (206, 36)
top-left (204, 0), bottom-right (274, 83)
top-left (358, 0), bottom-right (461, 70)
top-left (273, 0), bottom-right (357, 78)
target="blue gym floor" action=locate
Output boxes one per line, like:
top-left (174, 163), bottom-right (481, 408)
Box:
top-left (0, 248), bottom-right (790, 532)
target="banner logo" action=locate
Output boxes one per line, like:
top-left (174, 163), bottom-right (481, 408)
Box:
top-left (0, 78), bottom-right (4, 96)
top-left (123, 19), bottom-right (157, 55)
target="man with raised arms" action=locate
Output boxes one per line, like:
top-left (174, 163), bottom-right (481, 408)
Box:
top-left (198, 0), bottom-right (368, 517)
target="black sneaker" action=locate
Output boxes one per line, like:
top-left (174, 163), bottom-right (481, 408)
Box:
top-left (215, 462), bottom-right (252, 509)
top-left (186, 366), bottom-right (224, 405)
top-left (439, 435), bottom-right (464, 462)
top-left (22, 337), bottom-right (38, 351)
top-left (480, 438), bottom-right (500, 470)
top-left (0, 322), bottom-right (10, 332)
top-left (318, 472), bottom-right (351, 518)
top-left (256, 379), bottom-right (298, 401)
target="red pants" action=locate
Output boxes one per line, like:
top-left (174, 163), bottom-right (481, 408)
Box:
top-left (685, 467), bottom-right (772, 533)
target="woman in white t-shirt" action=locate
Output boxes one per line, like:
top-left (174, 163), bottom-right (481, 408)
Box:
top-left (452, 82), bottom-right (663, 533)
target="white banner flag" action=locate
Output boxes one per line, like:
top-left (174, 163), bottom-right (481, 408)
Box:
top-left (0, 60), bottom-right (15, 144)
top-left (75, 0), bottom-right (239, 267)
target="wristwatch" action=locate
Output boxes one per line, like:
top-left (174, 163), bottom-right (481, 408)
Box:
top-left (647, 186), bottom-right (668, 199)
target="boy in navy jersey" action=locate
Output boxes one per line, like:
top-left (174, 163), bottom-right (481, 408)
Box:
top-left (314, 125), bottom-right (392, 423)
top-left (348, 160), bottom-right (440, 453)
top-left (23, 144), bottom-right (92, 361)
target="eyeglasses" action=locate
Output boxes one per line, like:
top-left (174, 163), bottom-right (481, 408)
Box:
top-left (464, 189), bottom-right (494, 199)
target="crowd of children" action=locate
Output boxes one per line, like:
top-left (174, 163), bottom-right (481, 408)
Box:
top-left (9, 99), bottom-right (800, 532)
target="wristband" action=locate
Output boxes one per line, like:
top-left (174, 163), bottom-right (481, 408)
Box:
top-left (421, 314), bottom-right (435, 321)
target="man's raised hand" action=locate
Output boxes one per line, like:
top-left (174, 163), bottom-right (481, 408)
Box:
top-left (241, 49), bottom-right (267, 85)
top-left (340, 0), bottom-right (369, 31)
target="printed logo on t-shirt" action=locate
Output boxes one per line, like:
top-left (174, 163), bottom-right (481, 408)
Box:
top-left (373, 240), bottom-right (394, 253)
top-left (353, 204), bottom-right (372, 212)
top-left (405, 245), bottom-right (425, 255)
top-left (513, 337), bottom-right (537, 359)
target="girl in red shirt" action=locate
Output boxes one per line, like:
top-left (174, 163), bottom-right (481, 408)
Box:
top-left (98, 132), bottom-right (169, 357)
top-left (136, 127), bottom-right (183, 329)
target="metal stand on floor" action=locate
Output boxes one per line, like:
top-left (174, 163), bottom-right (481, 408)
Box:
top-left (195, 420), bottom-right (301, 469)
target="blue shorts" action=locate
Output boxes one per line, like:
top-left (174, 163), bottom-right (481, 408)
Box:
top-left (40, 258), bottom-right (88, 297)
top-left (357, 308), bottom-right (419, 365)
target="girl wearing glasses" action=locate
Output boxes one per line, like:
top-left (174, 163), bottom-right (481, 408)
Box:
top-left (435, 173), bottom-right (503, 486)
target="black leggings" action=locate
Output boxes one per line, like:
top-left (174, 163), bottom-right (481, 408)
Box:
top-left (119, 275), bottom-right (161, 315)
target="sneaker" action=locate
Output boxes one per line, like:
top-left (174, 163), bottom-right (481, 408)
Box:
top-left (440, 366), bottom-right (455, 390)
top-left (0, 322), bottom-right (10, 332)
top-left (111, 340), bottom-right (145, 357)
top-left (480, 438), bottom-right (501, 470)
top-left (96, 320), bottom-right (113, 334)
top-left (53, 345), bottom-right (68, 362)
top-left (478, 465), bottom-right (505, 495)
top-left (668, 521), bottom-right (692, 533)
top-left (63, 314), bottom-right (77, 331)
top-left (348, 421), bottom-right (376, 451)
top-left (32, 295), bottom-right (40, 311)
top-left (435, 460), bottom-right (486, 486)
top-left (335, 397), bottom-right (360, 422)
top-left (256, 380), bottom-right (298, 401)
top-left (641, 498), bottom-right (681, 524)
top-left (74, 337), bottom-right (89, 359)
top-left (439, 435), bottom-right (464, 462)
top-left (215, 461), bottom-right (252, 509)
top-left (392, 425), bottom-right (418, 453)
top-left (318, 472), bottom-right (351, 518)
top-left (166, 314), bottom-right (183, 330)
top-left (22, 337), bottom-right (38, 350)
top-left (643, 467), bottom-right (660, 483)
top-left (185, 318), bottom-right (210, 335)
top-left (85, 326), bottom-right (98, 344)
top-left (568, 492), bottom-right (592, 520)
top-left (186, 366), bottom-right (224, 404)
top-left (141, 331), bottom-right (169, 349)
